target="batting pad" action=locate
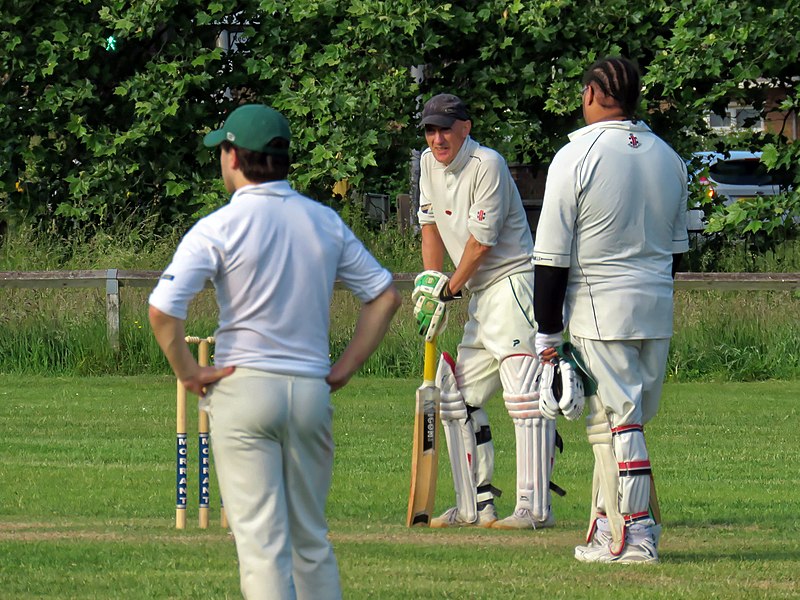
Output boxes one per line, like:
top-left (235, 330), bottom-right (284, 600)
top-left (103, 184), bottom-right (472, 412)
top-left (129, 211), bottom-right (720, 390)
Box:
top-left (612, 424), bottom-right (651, 515)
top-left (500, 355), bottom-right (555, 520)
top-left (586, 395), bottom-right (625, 553)
top-left (437, 353), bottom-right (477, 523)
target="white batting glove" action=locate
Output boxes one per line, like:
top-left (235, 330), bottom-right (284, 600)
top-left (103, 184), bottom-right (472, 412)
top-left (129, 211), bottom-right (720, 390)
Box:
top-left (538, 345), bottom-right (586, 421)
top-left (535, 362), bottom-right (560, 420)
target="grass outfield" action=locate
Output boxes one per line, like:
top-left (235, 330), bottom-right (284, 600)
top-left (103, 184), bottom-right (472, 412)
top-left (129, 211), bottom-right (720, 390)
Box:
top-left (1, 376), bottom-right (798, 599)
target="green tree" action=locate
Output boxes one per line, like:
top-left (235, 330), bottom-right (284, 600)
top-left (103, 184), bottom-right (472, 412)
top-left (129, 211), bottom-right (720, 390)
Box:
top-left (1, 0), bottom-right (798, 239)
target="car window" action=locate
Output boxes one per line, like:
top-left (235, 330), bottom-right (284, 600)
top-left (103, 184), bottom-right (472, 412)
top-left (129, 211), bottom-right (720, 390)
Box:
top-left (708, 159), bottom-right (774, 186)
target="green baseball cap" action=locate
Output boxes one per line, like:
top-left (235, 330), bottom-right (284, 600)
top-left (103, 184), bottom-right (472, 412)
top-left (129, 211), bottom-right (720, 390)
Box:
top-left (203, 104), bottom-right (291, 155)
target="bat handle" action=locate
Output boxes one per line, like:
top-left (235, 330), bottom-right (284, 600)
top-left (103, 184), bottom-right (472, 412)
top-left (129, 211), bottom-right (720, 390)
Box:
top-left (423, 339), bottom-right (437, 383)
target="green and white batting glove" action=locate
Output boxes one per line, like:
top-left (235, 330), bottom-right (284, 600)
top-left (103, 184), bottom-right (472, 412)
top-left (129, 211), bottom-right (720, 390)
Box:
top-left (412, 270), bottom-right (449, 303)
top-left (413, 292), bottom-right (448, 342)
top-left (412, 270), bottom-right (451, 342)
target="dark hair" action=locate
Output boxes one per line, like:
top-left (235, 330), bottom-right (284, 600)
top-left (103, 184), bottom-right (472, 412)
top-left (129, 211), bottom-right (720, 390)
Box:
top-left (220, 139), bottom-right (290, 182)
top-left (582, 56), bottom-right (641, 119)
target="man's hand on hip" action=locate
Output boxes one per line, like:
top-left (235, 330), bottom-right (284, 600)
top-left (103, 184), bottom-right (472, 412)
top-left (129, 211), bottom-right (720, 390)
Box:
top-left (181, 365), bottom-right (236, 397)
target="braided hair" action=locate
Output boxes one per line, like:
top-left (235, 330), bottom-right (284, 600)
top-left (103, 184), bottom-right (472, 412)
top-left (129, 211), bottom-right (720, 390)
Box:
top-left (582, 57), bottom-right (641, 120)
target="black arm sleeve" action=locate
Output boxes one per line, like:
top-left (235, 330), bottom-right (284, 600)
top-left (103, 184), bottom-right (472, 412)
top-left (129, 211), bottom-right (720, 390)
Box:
top-left (534, 265), bottom-right (569, 334)
top-left (672, 253), bottom-right (683, 278)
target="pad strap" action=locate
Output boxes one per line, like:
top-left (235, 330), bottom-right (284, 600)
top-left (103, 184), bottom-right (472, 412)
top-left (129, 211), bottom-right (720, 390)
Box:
top-left (467, 406), bottom-right (496, 506)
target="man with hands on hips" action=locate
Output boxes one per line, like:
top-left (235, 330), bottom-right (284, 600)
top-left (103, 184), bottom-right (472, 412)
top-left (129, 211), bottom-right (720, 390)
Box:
top-left (149, 103), bottom-right (401, 599)
top-left (413, 93), bottom-right (563, 530)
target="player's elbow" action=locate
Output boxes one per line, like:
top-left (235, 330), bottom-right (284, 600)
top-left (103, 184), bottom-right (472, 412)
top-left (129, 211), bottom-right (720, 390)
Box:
top-left (476, 241), bottom-right (492, 256)
top-left (384, 284), bottom-right (403, 314)
top-left (368, 282), bottom-right (402, 309)
top-left (363, 284), bottom-right (402, 332)
top-left (469, 239), bottom-right (493, 261)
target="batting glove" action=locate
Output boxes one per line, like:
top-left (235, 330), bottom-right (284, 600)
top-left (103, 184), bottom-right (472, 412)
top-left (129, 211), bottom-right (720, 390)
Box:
top-left (412, 270), bottom-right (449, 303)
top-left (413, 292), bottom-right (447, 342)
top-left (538, 344), bottom-right (585, 421)
top-left (412, 271), bottom-right (451, 342)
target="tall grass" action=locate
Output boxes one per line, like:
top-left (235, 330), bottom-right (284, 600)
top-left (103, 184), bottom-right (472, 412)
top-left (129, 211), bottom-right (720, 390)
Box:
top-left (669, 289), bottom-right (800, 381)
top-left (2, 285), bottom-right (799, 381)
top-left (0, 219), bottom-right (183, 271)
top-left (684, 235), bottom-right (800, 272)
top-left (2, 222), bottom-right (800, 380)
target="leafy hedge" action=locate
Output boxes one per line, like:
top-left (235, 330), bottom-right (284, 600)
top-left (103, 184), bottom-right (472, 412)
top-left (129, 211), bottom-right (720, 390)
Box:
top-left (2, 0), bottom-right (799, 237)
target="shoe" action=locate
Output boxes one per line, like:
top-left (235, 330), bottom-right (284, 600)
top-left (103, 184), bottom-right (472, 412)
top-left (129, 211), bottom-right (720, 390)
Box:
top-left (575, 522), bottom-right (658, 564)
top-left (651, 523), bottom-right (662, 549)
top-left (430, 503), bottom-right (497, 529)
top-left (583, 517), bottom-right (613, 548)
top-left (492, 508), bottom-right (555, 530)
top-left (574, 538), bottom-right (659, 564)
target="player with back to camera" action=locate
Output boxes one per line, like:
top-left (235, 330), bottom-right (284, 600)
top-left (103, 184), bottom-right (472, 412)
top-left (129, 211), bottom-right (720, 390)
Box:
top-left (149, 103), bottom-right (401, 599)
top-left (412, 93), bottom-right (563, 530)
top-left (533, 56), bottom-right (689, 563)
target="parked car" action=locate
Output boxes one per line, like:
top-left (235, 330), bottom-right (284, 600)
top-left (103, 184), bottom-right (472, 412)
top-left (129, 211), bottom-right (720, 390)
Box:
top-left (686, 151), bottom-right (789, 233)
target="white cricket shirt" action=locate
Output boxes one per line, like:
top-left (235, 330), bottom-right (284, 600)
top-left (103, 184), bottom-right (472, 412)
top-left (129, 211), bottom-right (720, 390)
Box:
top-left (149, 181), bottom-right (394, 377)
top-left (417, 136), bottom-right (534, 291)
top-left (533, 120), bottom-right (689, 340)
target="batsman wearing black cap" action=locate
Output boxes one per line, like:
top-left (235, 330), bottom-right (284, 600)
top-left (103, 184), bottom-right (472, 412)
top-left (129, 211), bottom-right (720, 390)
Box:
top-left (411, 93), bottom-right (563, 530)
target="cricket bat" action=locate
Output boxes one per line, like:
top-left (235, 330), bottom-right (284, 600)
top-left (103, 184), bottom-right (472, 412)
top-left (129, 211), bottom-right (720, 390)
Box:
top-left (649, 474), bottom-right (662, 524)
top-left (405, 339), bottom-right (440, 527)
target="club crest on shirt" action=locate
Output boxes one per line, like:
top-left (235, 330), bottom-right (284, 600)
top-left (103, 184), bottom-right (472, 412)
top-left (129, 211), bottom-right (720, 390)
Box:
top-left (420, 203), bottom-right (433, 215)
top-left (477, 209), bottom-right (486, 222)
top-left (628, 134), bottom-right (640, 148)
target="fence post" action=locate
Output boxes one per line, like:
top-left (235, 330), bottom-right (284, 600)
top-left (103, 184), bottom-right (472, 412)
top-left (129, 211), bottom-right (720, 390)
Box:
top-left (397, 194), bottom-right (411, 232)
top-left (106, 268), bottom-right (120, 352)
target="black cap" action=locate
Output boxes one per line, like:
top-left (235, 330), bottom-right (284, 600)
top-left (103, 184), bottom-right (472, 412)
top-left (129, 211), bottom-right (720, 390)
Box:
top-left (419, 93), bottom-right (470, 127)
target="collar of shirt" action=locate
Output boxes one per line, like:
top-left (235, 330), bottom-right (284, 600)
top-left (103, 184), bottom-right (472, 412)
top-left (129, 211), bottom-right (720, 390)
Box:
top-left (230, 180), bottom-right (294, 203)
top-left (568, 119), bottom-right (652, 142)
top-left (445, 136), bottom-right (479, 175)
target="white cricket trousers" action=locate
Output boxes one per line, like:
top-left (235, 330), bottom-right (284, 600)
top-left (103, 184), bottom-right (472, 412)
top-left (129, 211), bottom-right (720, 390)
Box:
top-left (204, 368), bottom-right (342, 600)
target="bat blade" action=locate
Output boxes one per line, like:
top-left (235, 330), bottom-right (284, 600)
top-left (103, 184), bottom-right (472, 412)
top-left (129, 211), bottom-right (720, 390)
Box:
top-left (406, 382), bottom-right (440, 527)
top-left (649, 474), bottom-right (662, 524)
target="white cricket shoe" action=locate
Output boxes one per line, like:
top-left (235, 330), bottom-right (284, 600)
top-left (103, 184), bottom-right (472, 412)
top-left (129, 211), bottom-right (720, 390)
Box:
top-left (583, 517), bottom-right (613, 548)
top-left (575, 521), bottom-right (659, 564)
top-left (651, 523), bottom-right (662, 549)
top-left (584, 517), bottom-right (661, 549)
top-left (430, 504), bottom-right (497, 529)
top-left (492, 508), bottom-right (555, 530)
top-left (574, 538), bottom-right (659, 564)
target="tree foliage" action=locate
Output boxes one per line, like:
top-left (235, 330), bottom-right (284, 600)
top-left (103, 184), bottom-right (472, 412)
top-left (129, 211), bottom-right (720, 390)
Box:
top-left (1, 0), bottom-right (799, 237)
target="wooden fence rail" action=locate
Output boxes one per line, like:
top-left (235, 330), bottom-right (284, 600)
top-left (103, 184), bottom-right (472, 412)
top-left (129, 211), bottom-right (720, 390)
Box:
top-left (2, 270), bottom-right (799, 351)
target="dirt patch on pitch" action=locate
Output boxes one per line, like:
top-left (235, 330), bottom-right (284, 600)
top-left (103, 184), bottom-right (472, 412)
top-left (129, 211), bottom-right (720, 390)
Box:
top-left (331, 529), bottom-right (582, 549)
top-left (0, 520), bottom-right (233, 544)
top-left (0, 530), bottom-right (126, 542)
top-left (0, 520), bottom-right (580, 548)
